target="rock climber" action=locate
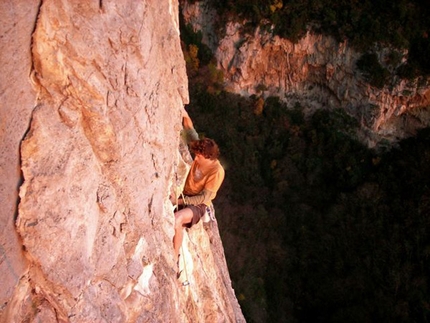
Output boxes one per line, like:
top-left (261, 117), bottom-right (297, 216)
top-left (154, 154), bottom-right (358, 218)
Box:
top-left (171, 110), bottom-right (225, 272)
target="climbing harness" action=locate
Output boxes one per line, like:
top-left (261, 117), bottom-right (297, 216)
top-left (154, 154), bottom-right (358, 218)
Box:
top-left (203, 203), bottom-right (216, 223)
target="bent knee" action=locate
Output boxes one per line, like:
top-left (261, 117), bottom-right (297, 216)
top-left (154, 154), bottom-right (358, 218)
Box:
top-left (174, 216), bottom-right (183, 230)
top-left (174, 208), bottom-right (193, 228)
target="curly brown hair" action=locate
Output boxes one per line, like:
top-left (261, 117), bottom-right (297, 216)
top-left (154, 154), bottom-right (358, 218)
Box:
top-left (190, 138), bottom-right (220, 160)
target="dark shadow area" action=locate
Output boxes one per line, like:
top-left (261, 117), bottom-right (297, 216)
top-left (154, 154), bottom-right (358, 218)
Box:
top-left (186, 87), bottom-right (430, 323)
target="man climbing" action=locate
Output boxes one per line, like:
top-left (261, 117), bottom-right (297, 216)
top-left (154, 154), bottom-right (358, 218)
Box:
top-left (172, 110), bottom-right (225, 272)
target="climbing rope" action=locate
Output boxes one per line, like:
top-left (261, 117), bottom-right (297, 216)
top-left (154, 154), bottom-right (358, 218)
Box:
top-left (180, 244), bottom-right (190, 287)
top-left (173, 190), bottom-right (190, 287)
top-left (173, 144), bottom-right (193, 287)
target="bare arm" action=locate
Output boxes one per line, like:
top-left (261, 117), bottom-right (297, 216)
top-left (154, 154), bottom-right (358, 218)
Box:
top-left (179, 189), bottom-right (216, 206)
top-left (182, 109), bottom-right (194, 130)
top-left (182, 109), bottom-right (199, 143)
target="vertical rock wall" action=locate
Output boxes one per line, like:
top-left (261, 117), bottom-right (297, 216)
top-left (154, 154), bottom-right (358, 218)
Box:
top-left (0, 0), bottom-right (39, 312)
top-left (1, 0), bottom-right (244, 322)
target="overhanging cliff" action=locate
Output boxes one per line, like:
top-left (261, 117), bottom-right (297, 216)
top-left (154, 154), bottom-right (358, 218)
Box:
top-left (0, 1), bottom-right (244, 322)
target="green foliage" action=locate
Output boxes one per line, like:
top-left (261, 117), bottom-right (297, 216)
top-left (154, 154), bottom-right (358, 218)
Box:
top-left (356, 52), bottom-right (390, 88)
top-left (206, 0), bottom-right (430, 77)
top-left (179, 17), bottom-right (213, 65)
top-left (409, 37), bottom-right (430, 75)
top-left (192, 85), bottom-right (220, 113)
top-left (207, 62), bottom-right (224, 88)
top-left (186, 87), bottom-right (430, 323)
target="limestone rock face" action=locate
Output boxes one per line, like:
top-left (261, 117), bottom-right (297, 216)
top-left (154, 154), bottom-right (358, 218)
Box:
top-left (0, 0), bottom-right (39, 312)
top-left (1, 1), bottom-right (244, 322)
top-left (183, 1), bottom-right (430, 147)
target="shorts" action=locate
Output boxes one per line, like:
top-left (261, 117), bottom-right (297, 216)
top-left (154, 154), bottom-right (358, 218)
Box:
top-left (178, 204), bottom-right (207, 228)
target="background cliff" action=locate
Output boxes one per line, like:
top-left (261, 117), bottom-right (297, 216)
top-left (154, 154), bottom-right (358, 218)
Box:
top-left (0, 1), bottom-right (244, 322)
top-left (182, 0), bottom-right (430, 148)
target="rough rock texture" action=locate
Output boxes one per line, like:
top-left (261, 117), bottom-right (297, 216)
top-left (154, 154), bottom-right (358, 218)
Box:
top-left (0, 0), bottom-right (39, 311)
top-left (182, 1), bottom-right (430, 147)
top-left (0, 1), bottom-right (244, 322)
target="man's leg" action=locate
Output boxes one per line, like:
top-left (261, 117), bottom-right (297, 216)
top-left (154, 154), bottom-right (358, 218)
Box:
top-left (173, 207), bottom-right (194, 264)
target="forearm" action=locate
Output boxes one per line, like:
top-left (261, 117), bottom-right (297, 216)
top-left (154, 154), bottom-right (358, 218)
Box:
top-left (183, 189), bottom-right (215, 206)
top-left (181, 109), bottom-right (199, 143)
top-left (182, 108), bottom-right (194, 129)
top-left (183, 115), bottom-right (194, 130)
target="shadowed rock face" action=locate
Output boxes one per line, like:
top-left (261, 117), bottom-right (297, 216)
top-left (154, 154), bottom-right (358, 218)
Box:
top-left (182, 1), bottom-right (430, 148)
top-left (1, 1), bottom-right (244, 322)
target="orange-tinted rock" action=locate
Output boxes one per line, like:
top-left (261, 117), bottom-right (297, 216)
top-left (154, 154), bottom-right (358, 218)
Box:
top-left (1, 1), bottom-right (244, 322)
